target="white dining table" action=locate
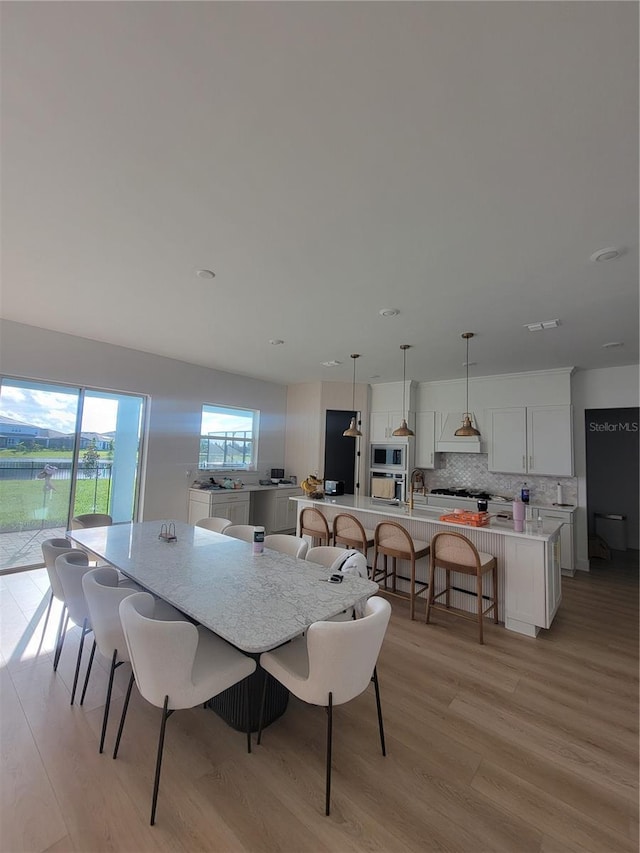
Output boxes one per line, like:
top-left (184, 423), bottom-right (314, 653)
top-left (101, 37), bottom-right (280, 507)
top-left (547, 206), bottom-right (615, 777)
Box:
top-left (67, 520), bottom-right (378, 654)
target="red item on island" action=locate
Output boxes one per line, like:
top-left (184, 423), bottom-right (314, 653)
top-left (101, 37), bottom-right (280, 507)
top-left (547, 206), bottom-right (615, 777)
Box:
top-left (439, 511), bottom-right (490, 527)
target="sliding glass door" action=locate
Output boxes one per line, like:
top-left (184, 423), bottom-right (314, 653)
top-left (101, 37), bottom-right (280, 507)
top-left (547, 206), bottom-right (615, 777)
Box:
top-left (0, 377), bottom-right (145, 572)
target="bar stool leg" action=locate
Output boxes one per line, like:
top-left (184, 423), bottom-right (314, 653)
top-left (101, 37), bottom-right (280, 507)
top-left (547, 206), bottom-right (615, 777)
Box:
top-left (409, 557), bottom-right (416, 621)
top-left (477, 572), bottom-right (484, 644)
top-left (493, 563), bottom-right (499, 623)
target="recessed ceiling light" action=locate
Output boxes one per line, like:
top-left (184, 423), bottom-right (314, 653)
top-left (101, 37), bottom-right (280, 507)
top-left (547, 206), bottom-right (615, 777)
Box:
top-left (196, 269), bottom-right (216, 279)
top-left (269, 339), bottom-right (284, 345)
top-left (524, 319), bottom-right (561, 332)
top-left (589, 247), bottom-right (622, 263)
top-left (378, 308), bottom-right (399, 317)
top-left (321, 360), bottom-right (342, 367)
top-left (602, 341), bottom-right (623, 349)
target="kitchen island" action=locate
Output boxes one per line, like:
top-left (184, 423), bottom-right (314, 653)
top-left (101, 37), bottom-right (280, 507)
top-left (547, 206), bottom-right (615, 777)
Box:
top-left (292, 495), bottom-right (563, 638)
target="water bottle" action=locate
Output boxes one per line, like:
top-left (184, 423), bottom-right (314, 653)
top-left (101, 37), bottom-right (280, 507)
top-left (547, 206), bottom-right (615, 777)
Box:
top-left (521, 482), bottom-right (530, 504)
top-left (253, 526), bottom-right (265, 555)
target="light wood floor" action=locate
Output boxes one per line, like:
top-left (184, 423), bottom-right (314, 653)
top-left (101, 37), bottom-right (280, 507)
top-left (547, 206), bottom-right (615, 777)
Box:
top-left (1, 555), bottom-right (638, 853)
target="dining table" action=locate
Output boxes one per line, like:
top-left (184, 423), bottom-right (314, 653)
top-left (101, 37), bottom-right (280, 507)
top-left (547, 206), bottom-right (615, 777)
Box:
top-left (68, 520), bottom-right (378, 730)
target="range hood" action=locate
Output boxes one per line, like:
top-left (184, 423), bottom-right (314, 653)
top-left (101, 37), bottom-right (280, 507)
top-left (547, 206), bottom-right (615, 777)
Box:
top-left (436, 412), bottom-right (482, 453)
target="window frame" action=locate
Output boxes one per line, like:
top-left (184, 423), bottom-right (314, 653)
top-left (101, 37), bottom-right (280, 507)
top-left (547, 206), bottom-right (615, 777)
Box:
top-left (198, 403), bottom-right (259, 472)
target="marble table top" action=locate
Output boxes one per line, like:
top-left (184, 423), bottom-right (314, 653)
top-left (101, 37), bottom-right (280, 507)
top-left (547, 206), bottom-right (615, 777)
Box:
top-left (68, 521), bottom-right (378, 653)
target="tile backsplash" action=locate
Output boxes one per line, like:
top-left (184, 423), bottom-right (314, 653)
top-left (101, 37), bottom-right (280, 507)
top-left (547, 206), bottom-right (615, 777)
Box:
top-left (422, 453), bottom-right (577, 507)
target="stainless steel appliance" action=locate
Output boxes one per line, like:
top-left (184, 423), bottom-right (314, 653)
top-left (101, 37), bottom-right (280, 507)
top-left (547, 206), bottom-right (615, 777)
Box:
top-left (370, 445), bottom-right (405, 469)
top-left (370, 471), bottom-right (406, 502)
top-left (324, 479), bottom-right (345, 496)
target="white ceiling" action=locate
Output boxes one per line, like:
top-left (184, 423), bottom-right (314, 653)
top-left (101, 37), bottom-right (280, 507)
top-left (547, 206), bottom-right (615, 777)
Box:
top-left (1, 2), bottom-right (638, 387)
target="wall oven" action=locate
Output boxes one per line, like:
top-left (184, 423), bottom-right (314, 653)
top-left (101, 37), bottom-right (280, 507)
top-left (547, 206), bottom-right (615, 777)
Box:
top-left (370, 444), bottom-right (405, 469)
top-left (370, 471), bottom-right (406, 503)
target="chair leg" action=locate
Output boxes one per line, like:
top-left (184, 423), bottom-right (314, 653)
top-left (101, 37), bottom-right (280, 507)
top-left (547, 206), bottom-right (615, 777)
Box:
top-left (493, 563), bottom-right (499, 623)
top-left (325, 692), bottom-right (333, 817)
top-left (98, 650), bottom-right (121, 753)
top-left (53, 606), bottom-right (68, 671)
top-left (244, 676), bottom-right (252, 754)
top-left (372, 666), bottom-right (386, 756)
top-left (150, 696), bottom-right (174, 826)
top-left (409, 557), bottom-right (416, 621)
top-left (425, 557), bottom-right (436, 624)
top-left (113, 671), bottom-right (135, 759)
top-left (256, 669), bottom-right (268, 745)
top-left (477, 572), bottom-right (484, 644)
top-left (70, 620), bottom-right (90, 705)
top-left (79, 638), bottom-right (97, 705)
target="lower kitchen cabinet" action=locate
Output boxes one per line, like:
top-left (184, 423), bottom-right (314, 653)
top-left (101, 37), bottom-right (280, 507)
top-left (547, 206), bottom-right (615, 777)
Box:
top-left (188, 489), bottom-right (250, 526)
top-left (251, 487), bottom-right (302, 533)
top-left (503, 532), bottom-right (561, 635)
top-left (536, 508), bottom-right (575, 575)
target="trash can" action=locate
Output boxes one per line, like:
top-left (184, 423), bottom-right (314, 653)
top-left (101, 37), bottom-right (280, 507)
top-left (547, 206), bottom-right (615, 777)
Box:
top-left (594, 513), bottom-right (627, 551)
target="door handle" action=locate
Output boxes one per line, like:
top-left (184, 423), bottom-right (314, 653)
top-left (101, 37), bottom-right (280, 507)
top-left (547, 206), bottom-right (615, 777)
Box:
top-left (529, 456), bottom-right (534, 470)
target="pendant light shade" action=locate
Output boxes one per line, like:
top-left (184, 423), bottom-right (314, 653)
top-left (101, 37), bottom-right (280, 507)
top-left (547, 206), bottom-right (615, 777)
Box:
top-left (343, 354), bottom-right (362, 437)
top-left (392, 344), bottom-right (415, 437)
top-left (454, 332), bottom-right (481, 437)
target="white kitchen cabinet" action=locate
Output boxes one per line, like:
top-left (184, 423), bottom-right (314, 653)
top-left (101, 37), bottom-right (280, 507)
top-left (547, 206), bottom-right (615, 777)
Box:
top-left (503, 530), bottom-right (561, 636)
top-left (188, 489), bottom-right (250, 526)
top-left (415, 411), bottom-right (437, 469)
top-left (370, 411), bottom-right (406, 442)
top-left (487, 405), bottom-right (573, 476)
top-left (251, 487), bottom-right (302, 533)
top-left (536, 507), bottom-right (575, 575)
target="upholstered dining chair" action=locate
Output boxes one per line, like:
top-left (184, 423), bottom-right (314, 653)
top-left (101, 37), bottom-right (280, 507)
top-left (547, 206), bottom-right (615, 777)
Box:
top-left (41, 537), bottom-right (75, 665)
top-left (257, 596), bottom-right (391, 815)
top-left (70, 513), bottom-right (113, 529)
top-left (54, 550), bottom-right (94, 704)
top-left (81, 567), bottom-right (185, 754)
top-left (223, 524), bottom-right (257, 543)
top-left (426, 531), bottom-right (498, 644)
top-left (264, 533), bottom-right (308, 559)
top-left (195, 516), bottom-right (233, 534)
top-left (117, 592), bottom-right (257, 825)
top-left (305, 546), bottom-right (347, 568)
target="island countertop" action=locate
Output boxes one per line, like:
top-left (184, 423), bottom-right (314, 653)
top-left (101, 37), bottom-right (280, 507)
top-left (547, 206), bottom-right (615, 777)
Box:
top-left (291, 494), bottom-right (563, 541)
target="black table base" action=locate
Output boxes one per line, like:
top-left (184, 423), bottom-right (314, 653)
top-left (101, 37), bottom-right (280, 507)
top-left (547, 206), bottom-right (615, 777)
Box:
top-left (208, 667), bottom-right (288, 732)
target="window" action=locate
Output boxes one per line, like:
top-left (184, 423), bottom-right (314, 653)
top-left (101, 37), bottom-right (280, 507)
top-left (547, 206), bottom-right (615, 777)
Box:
top-left (199, 404), bottom-right (259, 471)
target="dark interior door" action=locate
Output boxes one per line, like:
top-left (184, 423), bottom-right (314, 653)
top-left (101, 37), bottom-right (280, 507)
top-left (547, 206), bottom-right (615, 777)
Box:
top-left (324, 410), bottom-right (358, 494)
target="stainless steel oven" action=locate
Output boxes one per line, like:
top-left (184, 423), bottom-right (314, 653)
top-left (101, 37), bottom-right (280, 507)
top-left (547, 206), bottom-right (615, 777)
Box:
top-left (370, 471), bottom-right (406, 502)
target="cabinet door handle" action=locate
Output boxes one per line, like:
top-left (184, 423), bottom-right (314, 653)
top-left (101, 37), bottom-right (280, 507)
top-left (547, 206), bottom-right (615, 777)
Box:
top-left (529, 456), bottom-right (534, 470)
top-left (430, 453), bottom-right (433, 465)
top-left (522, 455), bottom-right (526, 470)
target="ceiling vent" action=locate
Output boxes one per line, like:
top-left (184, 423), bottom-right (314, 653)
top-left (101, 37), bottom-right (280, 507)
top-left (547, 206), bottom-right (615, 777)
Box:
top-left (524, 319), bottom-right (560, 332)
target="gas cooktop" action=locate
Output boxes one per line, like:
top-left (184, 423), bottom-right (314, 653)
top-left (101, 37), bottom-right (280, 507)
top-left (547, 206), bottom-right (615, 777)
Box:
top-left (430, 488), bottom-right (504, 500)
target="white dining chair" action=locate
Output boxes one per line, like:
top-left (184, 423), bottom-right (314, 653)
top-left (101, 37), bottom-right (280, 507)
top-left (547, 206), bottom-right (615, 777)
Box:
top-left (70, 512), bottom-right (113, 529)
top-left (117, 592), bottom-right (257, 826)
top-left (41, 537), bottom-right (75, 666)
top-left (305, 546), bottom-right (349, 568)
top-left (257, 596), bottom-right (391, 815)
top-left (81, 567), bottom-right (186, 753)
top-left (224, 524), bottom-right (257, 543)
top-left (264, 534), bottom-right (308, 559)
top-left (54, 550), bottom-right (94, 705)
top-left (195, 516), bottom-right (233, 534)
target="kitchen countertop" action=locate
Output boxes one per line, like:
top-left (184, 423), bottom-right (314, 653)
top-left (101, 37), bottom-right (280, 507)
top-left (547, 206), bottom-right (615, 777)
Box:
top-left (190, 483), bottom-right (300, 494)
top-left (293, 494), bottom-right (563, 541)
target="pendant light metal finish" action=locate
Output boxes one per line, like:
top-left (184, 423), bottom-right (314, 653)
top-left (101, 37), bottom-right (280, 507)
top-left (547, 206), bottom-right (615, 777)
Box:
top-left (343, 354), bottom-right (362, 437)
top-left (454, 332), bottom-right (481, 437)
top-left (392, 345), bottom-right (415, 437)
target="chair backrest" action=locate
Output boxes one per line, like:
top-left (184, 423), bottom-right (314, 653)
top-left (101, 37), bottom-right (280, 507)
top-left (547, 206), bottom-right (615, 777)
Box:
top-left (195, 516), bottom-right (233, 534)
top-left (304, 597), bottom-right (391, 706)
top-left (41, 538), bottom-right (74, 600)
top-left (119, 592), bottom-right (201, 710)
top-left (306, 546), bottom-right (349, 568)
top-left (55, 551), bottom-right (91, 625)
top-left (333, 514), bottom-right (369, 549)
top-left (82, 567), bottom-right (135, 661)
top-left (71, 513), bottom-right (113, 530)
top-left (431, 531), bottom-right (481, 570)
top-left (264, 534), bottom-right (308, 559)
top-left (224, 525), bottom-right (257, 543)
top-left (374, 521), bottom-right (415, 557)
top-left (300, 508), bottom-right (331, 541)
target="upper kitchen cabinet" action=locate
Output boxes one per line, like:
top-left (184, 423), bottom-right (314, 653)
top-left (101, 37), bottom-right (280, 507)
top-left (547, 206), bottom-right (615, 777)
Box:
top-left (370, 381), bottom-right (415, 443)
top-left (488, 405), bottom-right (574, 476)
top-left (414, 411), bottom-right (437, 469)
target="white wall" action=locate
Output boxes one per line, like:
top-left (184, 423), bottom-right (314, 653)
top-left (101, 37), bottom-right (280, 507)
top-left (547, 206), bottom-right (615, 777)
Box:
top-left (572, 364), bottom-right (640, 570)
top-left (0, 320), bottom-right (288, 522)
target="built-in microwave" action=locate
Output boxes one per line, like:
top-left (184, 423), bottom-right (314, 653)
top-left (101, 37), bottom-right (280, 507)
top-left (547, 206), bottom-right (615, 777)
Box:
top-left (371, 444), bottom-right (405, 469)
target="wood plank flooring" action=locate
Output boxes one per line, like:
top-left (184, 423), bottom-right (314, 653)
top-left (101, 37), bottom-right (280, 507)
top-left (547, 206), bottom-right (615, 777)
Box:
top-left (0, 555), bottom-right (637, 853)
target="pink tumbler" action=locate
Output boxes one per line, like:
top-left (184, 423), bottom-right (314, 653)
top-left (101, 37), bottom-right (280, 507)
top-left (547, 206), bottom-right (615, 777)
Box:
top-left (513, 498), bottom-right (525, 532)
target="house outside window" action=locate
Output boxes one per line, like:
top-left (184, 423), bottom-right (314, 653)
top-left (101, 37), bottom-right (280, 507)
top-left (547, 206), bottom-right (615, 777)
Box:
top-left (199, 404), bottom-right (259, 471)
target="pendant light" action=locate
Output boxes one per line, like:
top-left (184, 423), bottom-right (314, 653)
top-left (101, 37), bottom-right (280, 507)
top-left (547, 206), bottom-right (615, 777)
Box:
top-left (343, 354), bottom-right (362, 437)
top-left (454, 332), bottom-right (481, 437)
top-left (392, 344), bottom-right (415, 437)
